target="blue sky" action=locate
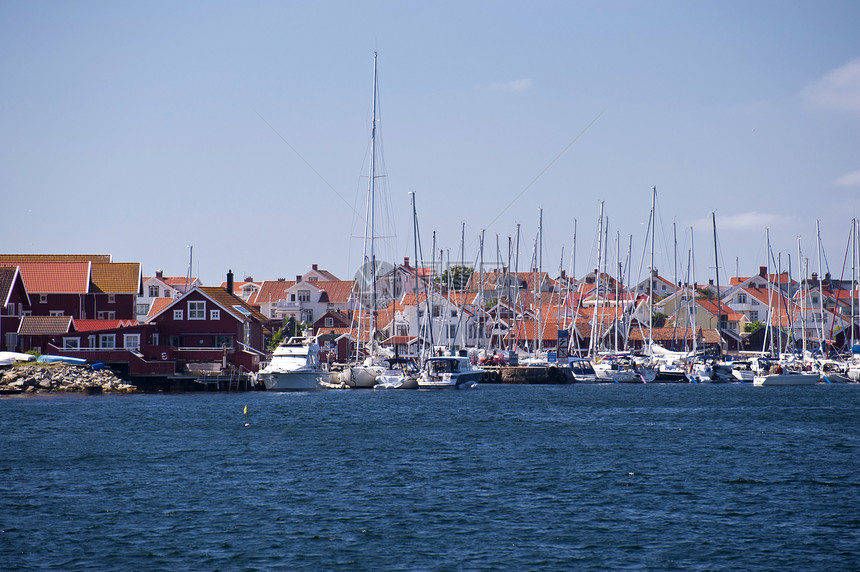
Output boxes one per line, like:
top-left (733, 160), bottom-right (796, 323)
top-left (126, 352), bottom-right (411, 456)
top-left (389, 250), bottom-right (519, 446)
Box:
top-left (2, 1), bottom-right (859, 288)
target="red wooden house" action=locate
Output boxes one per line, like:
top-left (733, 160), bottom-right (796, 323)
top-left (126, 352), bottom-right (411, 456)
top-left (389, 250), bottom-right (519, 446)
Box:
top-left (0, 266), bottom-right (31, 352)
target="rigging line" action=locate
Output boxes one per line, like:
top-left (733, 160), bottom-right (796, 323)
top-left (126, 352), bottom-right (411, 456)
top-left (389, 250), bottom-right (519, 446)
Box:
top-left (483, 109), bottom-right (605, 232)
top-left (255, 110), bottom-right (365, 223)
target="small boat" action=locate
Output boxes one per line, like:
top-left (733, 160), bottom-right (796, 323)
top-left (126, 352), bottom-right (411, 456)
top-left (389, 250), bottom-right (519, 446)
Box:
top-left (373, 357), bottom-right (420, 390)
top-left (258, 336), bottom-right (330, 391)
top-left (417, 356), bottom-right (483, 389)
top-left (753, 371), bottom-right (819, 386)
top-left (567, 357), bottom-right (598, 383)
top-left (36, 355), bottom-right (87, 365)
top-left (592, 354), bottom-right (646, 383)
top-left (0, 351), bottom-right (36, 366)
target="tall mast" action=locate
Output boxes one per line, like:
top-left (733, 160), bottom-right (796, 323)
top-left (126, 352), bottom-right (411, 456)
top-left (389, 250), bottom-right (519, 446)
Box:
top-left (764, 227), bottom-right (773, 355)
top-left (712, 211), bottom-right (722, 354)
top-left (615, 230), bottom-right (621, 352)
top-left (368, 52), bottom-right (380, 341)
top-left (798, 237), bottom-right (806, 356)
top-left (590, 202), bottom-right (604, 358)
top-left (648, 186), bottom-right (656, 355)
top-left (816, 219), bottom-right (825, 354)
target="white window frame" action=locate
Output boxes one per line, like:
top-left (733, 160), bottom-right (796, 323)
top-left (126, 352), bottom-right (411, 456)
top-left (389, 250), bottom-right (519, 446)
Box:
top-left (40, 294), bottom-right (47, 303)
top-left (148, 285), bottom-right (160, 297)
top-left (123, 334), bottom-right (141, 349)
top-left (108, 294), bottom-right (116, 303)
top-left (210, 309), bottom-right (220, 321)
top-left (97, 311), bottom-right (116, 320)
top-left (188, 301), bottom-right (206, 320)
top-left (137, 303), bottom-right (149, 316)
top-left (298, 290), bottom-right (311, 302)
top-left (63, 337), bottom-right (80, 350)
top-left (174, 309), bottom-right (184, 320)
top-left (49, 310), bottom-right (64, 316)
top-left (99, 334), bottom-right (116, 349)
top-left (325, 317), bottom-right (334, 327)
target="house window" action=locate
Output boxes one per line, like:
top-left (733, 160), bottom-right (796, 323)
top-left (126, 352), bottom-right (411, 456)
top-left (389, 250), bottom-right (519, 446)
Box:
top-left (737, 294), bottom-right (747, 304)
top-left (210, 309), bottom-right (220, 320)
top-left (63, 338), bottom-right (80, 350)
top-left (152, 333), bottom-right (159, 346)
top-left (97, 311), bottom-right (116, 319)
top-left (40, 295), bottom-right (47, 303)
top-left (174, 309), bottom-right (184, 320)
top-left (449, 325), bottom-right (457, 338)
top-left (750, 311), bottom-right (758, 321)
top-left (189, 301), bottom-right (205, 320)
top-left (751, 299), bottom-right (759, 306)
top-left (99, 334), bottom-right (116, 349)
top-left (215, 335), bottom-right (233, 348)
top-left (325, 317), bottom-right (334, 327)
top-left (451, 310), bottom-right (457, 317)
top-left (270, 309), bottom-right (277, 318)
top-left (811, 296), bottom-right (819, 305)
top-left (6, 303), bottom-right (16, 316)
top-left (298, 290), bottom-right (311, 302)
top-left (124, 334), bottom-right (141, 349)
top-left (148, 285), bottom-right (160, 297)
top-left (433, 306), bottom-right (440, 317)
top-left (49, 310), bottom-right (64, 316)
top-left (397, 325), bottom-right (408, 336)
top-left (301, 309), bottom-right (313, 323)
top-left (108, 294), bottom-right (115, 303)
top-left (137, 303), bottom-right (150, 316)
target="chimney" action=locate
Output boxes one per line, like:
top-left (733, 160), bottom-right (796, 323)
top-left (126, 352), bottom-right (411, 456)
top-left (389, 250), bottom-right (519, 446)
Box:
top-left (296, 275), bottom-right (302, 283)
top-left (824, 272), bottom-right (831, 282)
top-left (156, 269), bottom-right (163, 279)
top-left (312, 264), bottom-right (318, 271)
top-left (561, 269), bottom-right (566, 280)
top-left (404, 256), bottom-right (410, 267)
top-left (651, 267), bottom-right (658, 277)
top-left (759, 266), bottom-right (767, 278)
top-left (226, 269), bottom-right (234, 294)
top-left (708, 279), bottom-right (714, 286)
top-left (812, 272), bottom-right (818, 283)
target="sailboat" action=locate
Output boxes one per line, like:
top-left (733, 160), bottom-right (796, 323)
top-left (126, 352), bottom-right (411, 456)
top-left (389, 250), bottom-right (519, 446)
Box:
top-left (336, 52), bottom-right (398, 388)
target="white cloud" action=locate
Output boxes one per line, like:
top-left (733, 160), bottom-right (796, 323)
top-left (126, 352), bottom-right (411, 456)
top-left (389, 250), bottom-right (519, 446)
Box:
top-left (802, 57), bottom-right (860, 116)
top-left (489, 79), bottom-right (533, 92)
top-left (693, 212), bottom-right (795, 232)
top-left (834, 169), bottom-right (860, 187)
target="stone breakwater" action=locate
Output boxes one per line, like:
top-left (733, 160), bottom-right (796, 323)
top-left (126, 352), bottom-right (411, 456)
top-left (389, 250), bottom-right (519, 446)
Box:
top-left (0, 364), bottom-right (137, 394)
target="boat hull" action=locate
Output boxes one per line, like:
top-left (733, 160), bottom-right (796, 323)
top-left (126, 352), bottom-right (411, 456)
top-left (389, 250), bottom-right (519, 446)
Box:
top-left (753, 373), bottom-right (818, 386)
top-left (259, 370), bottom-right (328, 391)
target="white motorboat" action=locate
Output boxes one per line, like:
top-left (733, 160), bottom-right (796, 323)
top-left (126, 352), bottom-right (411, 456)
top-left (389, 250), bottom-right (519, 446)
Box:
top-left (568, 357), bottom-right (598, 383)
top-left (258, 336), bottom-right (330, 391)
top-left (417, 356), bottom-right (483, 389)
top-left (753, 371), bottom-right (819, 386)
top-left (373, 357), bottom-right (420, 390)
top-left (592, 355), bottom-right (646, 383)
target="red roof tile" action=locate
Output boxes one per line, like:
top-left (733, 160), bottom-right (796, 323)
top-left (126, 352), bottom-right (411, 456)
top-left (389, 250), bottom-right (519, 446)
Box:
top-left (0, 261), bottom-right (91, 294)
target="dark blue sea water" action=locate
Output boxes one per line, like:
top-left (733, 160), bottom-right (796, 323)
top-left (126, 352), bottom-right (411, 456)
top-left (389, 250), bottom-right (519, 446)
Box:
top-left (2, 384), bottom-right (859, 570)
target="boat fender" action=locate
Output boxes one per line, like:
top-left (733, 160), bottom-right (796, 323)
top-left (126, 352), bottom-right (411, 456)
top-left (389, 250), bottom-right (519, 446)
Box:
top-left (161, 352), bottom-right (168, 360)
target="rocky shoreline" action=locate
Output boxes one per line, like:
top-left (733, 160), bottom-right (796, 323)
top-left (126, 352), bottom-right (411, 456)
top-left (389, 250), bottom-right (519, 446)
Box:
top-left (0, 363), bottom-right (137, 394)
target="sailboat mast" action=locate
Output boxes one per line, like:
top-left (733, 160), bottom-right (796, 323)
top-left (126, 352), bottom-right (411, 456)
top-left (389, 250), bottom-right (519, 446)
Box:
top-left (798, 237), bottom-right (806, 356)
top-left (648, 186), bottom-right (656, 355)
top-left (712, 211), bottom-right (722, 353)
top-left (816, 219), bottom-right (825, 354)
top-left (590, 202), bottom-right (604, 358)
top-left (368, 52), bottom-right (379, 338)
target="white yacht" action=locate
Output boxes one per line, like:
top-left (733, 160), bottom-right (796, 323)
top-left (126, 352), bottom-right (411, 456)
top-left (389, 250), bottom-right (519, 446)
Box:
top-left (752, 358), bottom-right (818, 386)
top-left (417, 356), bottom-right (483, 389)
top-left (258, 337), bottom-right (330, 391)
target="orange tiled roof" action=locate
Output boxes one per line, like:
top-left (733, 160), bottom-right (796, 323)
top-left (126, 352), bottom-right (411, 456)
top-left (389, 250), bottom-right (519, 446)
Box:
top-left (147, 297), bottom-right (173, 320)
top-left (0, 254), bottom-right (111, 263)
top-left (91, 262), bottom-right (141, 294)
top-left (255, 280), bottom-right (297, 304)
top-left (0, 261), bottom-right (91, 294)
top-left (316, 280), bottom-right (355, 304)
top-left (73, 319), bottom-right (138, 332)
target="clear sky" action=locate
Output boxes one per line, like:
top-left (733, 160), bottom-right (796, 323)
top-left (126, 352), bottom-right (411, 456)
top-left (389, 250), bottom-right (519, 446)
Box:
top-left (2, 1), bottom-right (859, 288)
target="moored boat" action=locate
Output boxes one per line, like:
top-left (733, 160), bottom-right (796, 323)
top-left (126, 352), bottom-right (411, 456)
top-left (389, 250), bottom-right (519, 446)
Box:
top-left (258, 336), bottom-right (329, 391)
top-left (417, 356), bottom-right (483, 389)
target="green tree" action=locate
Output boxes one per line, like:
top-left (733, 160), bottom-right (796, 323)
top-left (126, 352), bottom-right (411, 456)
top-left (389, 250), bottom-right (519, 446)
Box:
top-left (744, 320), bottom-right (764, 333)
top-left (438, 265), bottom-right (474, 291)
